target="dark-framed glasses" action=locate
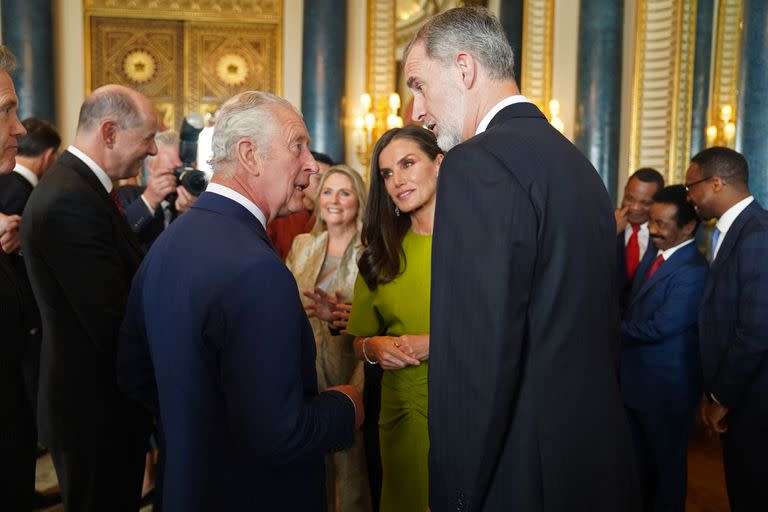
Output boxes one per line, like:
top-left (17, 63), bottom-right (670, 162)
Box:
top-left (684, 176), bottom-right (713, 192)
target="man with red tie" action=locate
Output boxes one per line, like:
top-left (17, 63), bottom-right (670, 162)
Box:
top-left (616, 168), bottom-right (665, 312)
top-left (620, 184), bottom-right (707, 512)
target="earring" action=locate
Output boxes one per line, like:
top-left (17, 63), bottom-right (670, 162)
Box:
top-left (395, 206), bottom-right (400, 217)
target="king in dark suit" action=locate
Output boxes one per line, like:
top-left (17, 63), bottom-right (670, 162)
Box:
top-left (21, 85), bottom-right (159, 512)
top-left (685, 147), bottom-right (768, 511)
top-left (404, 7), bottom-right (638, 511)
top-left (118, 91), bottom-right (363, 511)
top-left (620, 185), bottom-right (707, 512)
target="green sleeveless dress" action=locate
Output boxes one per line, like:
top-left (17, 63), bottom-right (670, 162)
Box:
top-left (347, 230), bottom-right (431, 512)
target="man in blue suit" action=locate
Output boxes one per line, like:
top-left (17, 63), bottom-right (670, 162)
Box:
top-left (685, 147), bottom-right (768, 511)
top-left (620, 185), bottom-right (707, 512)
top-left (118, 91), bottom-right (364, 511)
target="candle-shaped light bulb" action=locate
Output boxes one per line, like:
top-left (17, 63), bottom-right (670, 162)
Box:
top-left (360, 93), bottom-right (372, 111)
top-left (724, 122), bottom-right (736, 140)
top-left (365, 112), bottom-right (376, 130)
top-left (549, 98), bottom-right (560, 117)
top-left (720, 104), bottom-right (732, 123)
top-left (706, 125), bottom-right (717, 142)
top-left (389, 93), bottom-right (401, 111)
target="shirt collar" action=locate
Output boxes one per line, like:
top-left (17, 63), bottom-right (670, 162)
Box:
top-left (715, 195), bottom-right (754, 236)
top-left (625, 221), bottom-right (648, 236)
top-left (13, 163), bottom-right (38, 187)
top-left (205, 182), bottom-right (267, 229)
top-left (67, 145), bottom-right (113, 193)
top-left (658, 238), bottom-right (694, 261)
top-left (475, 95), bottom-right (531, 135)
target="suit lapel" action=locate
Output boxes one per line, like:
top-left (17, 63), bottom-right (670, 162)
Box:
top-left (61, 151), bottom-right (144, 263)
top-left (629, 245), bottom-right (657, 299)
top-left (701, 201), bottom-right (760, 302)
top-left (630, 243), bottom-right (696, 305)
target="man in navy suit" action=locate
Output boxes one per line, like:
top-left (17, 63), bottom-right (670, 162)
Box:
top-left (405, 6), bottom-right (638, 511)
top-left (620, 185), bottom-right (707, 512)
top-left (685, 147), bottom-right (768, 510)
top-left (118, 91), bottom-right (364, 511)
top-left (615, 168), bottom-right (665, 312)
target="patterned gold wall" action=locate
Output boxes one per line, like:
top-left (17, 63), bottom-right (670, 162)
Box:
top-left (85, 0), bottom-right (282, 130)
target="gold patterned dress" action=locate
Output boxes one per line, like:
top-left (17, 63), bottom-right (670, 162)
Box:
top-left (286, 231), bottom-right (372, 512)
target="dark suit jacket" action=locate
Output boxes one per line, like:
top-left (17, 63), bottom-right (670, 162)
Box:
top-left (118, 184), bottom-right (176, 253)
top-left (429, 102), bottom-right (639, 511)
top-left (118, 191), bottom-right (355, 511)
top-left (699, 200), bottom-right (768, 421)
top-left (0, 170), bottom-right (34, 215)
top-left (20, 150), bottom-right (151, 451)
top-left (0, 252), bottom-right (35, 510)
top-left (620, 242), bottom-right (706, 412)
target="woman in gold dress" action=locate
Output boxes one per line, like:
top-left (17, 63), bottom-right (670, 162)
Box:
top-left (346, 126), bottom-right (444, 512)
top-left (286, 164), bottom-right (372, 512)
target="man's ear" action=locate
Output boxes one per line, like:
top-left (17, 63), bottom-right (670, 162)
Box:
top-left (455, 51), bottom-right (477, 89)
top-left (682, 219), bottom-right (697, 239)
top-left (236, 138), bottom-right (261, 177)
top-left (41, 147), bottom-right (56, 170)
top-left (100, 120), bottom-right (118, 148)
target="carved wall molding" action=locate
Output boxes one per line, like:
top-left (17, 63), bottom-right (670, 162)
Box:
top-left (84, 0), bottom-right (281, 22)
top-left (521, 0), bottom-right (554, 116)
top-left (628, 0), bottom-right (697, 184)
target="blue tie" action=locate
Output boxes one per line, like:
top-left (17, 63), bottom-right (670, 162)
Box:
top-left (711, 226), bottom-right (721, 262)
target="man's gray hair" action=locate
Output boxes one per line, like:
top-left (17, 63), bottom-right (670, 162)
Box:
top-left (0, 45), bottom-right (18, 74)
top-left (154, 129), bottom-right (180, 148)
top-left (77, 87), bottom-right (143, 132)
top-left (404, 6), bottom-right (515, 82)
top-left (208, 91), bottom-right (299, 170)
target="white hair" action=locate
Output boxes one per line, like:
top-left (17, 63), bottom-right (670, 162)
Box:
top-left (208, 91), bottom-right (300, 171)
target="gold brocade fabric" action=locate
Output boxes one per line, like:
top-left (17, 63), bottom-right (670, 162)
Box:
top-left (285, 231), bottom-right (372, 512)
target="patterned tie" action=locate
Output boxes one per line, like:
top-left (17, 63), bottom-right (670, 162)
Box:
top-left (645, 254), bottom-right (665, 281)
top-left (109, 188), bottom-right (124, 215)
top-left (626, 224), bottom-right (641, 280)
top-left (710, 226), bottom-right (721, 262)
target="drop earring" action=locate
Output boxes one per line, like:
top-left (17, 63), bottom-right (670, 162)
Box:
top-left (395, 206), bottom-right (400, 217)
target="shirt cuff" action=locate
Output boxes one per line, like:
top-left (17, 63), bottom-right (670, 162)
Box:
top-left (140, 194), bottom-right (155, 214)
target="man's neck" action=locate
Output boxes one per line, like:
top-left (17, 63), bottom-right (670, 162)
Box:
top-left (718, 191), bottom-right (752, 217)
top-left (14, 156), bottom-right (42, 178)
top-left (210, 173), bottom-right (270, 220)
top-left (467, 80), bottom-right (521, 136)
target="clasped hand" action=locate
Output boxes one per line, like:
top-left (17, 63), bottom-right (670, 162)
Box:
top-left (0, 212), bottom-right (21, 253)
top-left (363, 335), bottom-right (429, 370)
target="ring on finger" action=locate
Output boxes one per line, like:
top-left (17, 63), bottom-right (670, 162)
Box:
top-left (394, 341), bottom-right (401, 348)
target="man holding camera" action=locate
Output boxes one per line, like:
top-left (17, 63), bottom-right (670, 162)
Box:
top-left (118, 129), bottom-right (198, 252)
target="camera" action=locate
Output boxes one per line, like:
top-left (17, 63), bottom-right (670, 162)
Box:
top-left (173, 113), bottom-right (208, 197)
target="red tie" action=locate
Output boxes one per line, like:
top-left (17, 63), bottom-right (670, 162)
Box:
top-left (626, 224), bottom-right (641, 280)
top-left (109, 188), bottom-right (124, 215)
top-left (645, 254), bottom-right (664, 281)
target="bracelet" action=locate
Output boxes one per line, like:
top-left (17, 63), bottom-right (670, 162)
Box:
top-left (361, 337), bottom-right (378, 365)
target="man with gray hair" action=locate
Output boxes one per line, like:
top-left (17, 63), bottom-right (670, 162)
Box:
top-left (21, 84), bottom-right (158, 511)
top-left (118, 129), bottom-right (197, 252)
top-left (404, 7), bottom-right (639, 511)
top-left (0, 42), bottom-right (36, 511)
top-left (118, 90), bottom-right (363, 510)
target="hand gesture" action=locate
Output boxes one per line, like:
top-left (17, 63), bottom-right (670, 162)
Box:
top-left (332, 303), bottom-right (353, 332)
top-left (143, 169), bottom-right (178, 210)
top-left (0, 213), bottom-right (21, 253)
top-left (614, 206), bottom-right (628, 235)
top-left (304, 287), bottom-right (344, 324)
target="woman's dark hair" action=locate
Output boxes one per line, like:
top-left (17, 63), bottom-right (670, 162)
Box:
top-left (358, 125), bottom-right (443, 290)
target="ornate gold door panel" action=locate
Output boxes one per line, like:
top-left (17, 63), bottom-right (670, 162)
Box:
top-left (85, 0), bottom-right (282, 129)
top-left (89, 17), bottom-right (184, 130)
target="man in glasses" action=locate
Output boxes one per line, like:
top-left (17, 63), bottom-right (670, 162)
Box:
top-left (685, 146), bottom-right (768, 511)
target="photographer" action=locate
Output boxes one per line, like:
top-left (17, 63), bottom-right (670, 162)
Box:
top-left (118, 130), bottom-right (198, 252)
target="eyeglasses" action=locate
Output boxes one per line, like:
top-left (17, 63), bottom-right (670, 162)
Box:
top-left (684, 176), bottom-right (713, 192)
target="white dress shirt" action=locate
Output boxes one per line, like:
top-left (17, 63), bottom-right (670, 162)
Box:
top-left (68, 145), bottom-right (113, 193)
top-left (13, 163), bottom-right (38, 187)
top-left (712, 196), bottom-right (754, 261)
top-left (624, 222), bottom-right (650, 261)
top-left (655, 238), bottom-right (695, 261)
top-left (206, 182), bottom-right (266, 229)
top-left (475, 95), bottom-right (531, 135)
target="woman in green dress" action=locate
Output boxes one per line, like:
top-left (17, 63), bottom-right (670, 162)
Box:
top-left (346, 125), bottom-right (443, 512)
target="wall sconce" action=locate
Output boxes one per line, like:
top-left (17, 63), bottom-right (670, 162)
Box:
top-left (356, 92), bottom-right (403, 168)
top-left (549, 98), bottom-right (564, 133)
top-left (707, 104), bottom-right (736, 147)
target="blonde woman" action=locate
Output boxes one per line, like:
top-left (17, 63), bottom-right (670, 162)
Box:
top-left (286, 164), bottom-right (372, 512)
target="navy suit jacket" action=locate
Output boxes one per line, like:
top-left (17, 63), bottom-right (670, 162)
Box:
top-left (118, 191), bottom-right (355, 511)
top-left (620, 242), bottom-right (707, 412)
top-left (699, 200), bottom-right (768, 420)
top-left (118, 184), bottom-right (175, 253)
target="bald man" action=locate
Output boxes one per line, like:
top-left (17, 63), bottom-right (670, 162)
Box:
top-left (21, 85), bottom-right (157, 512)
